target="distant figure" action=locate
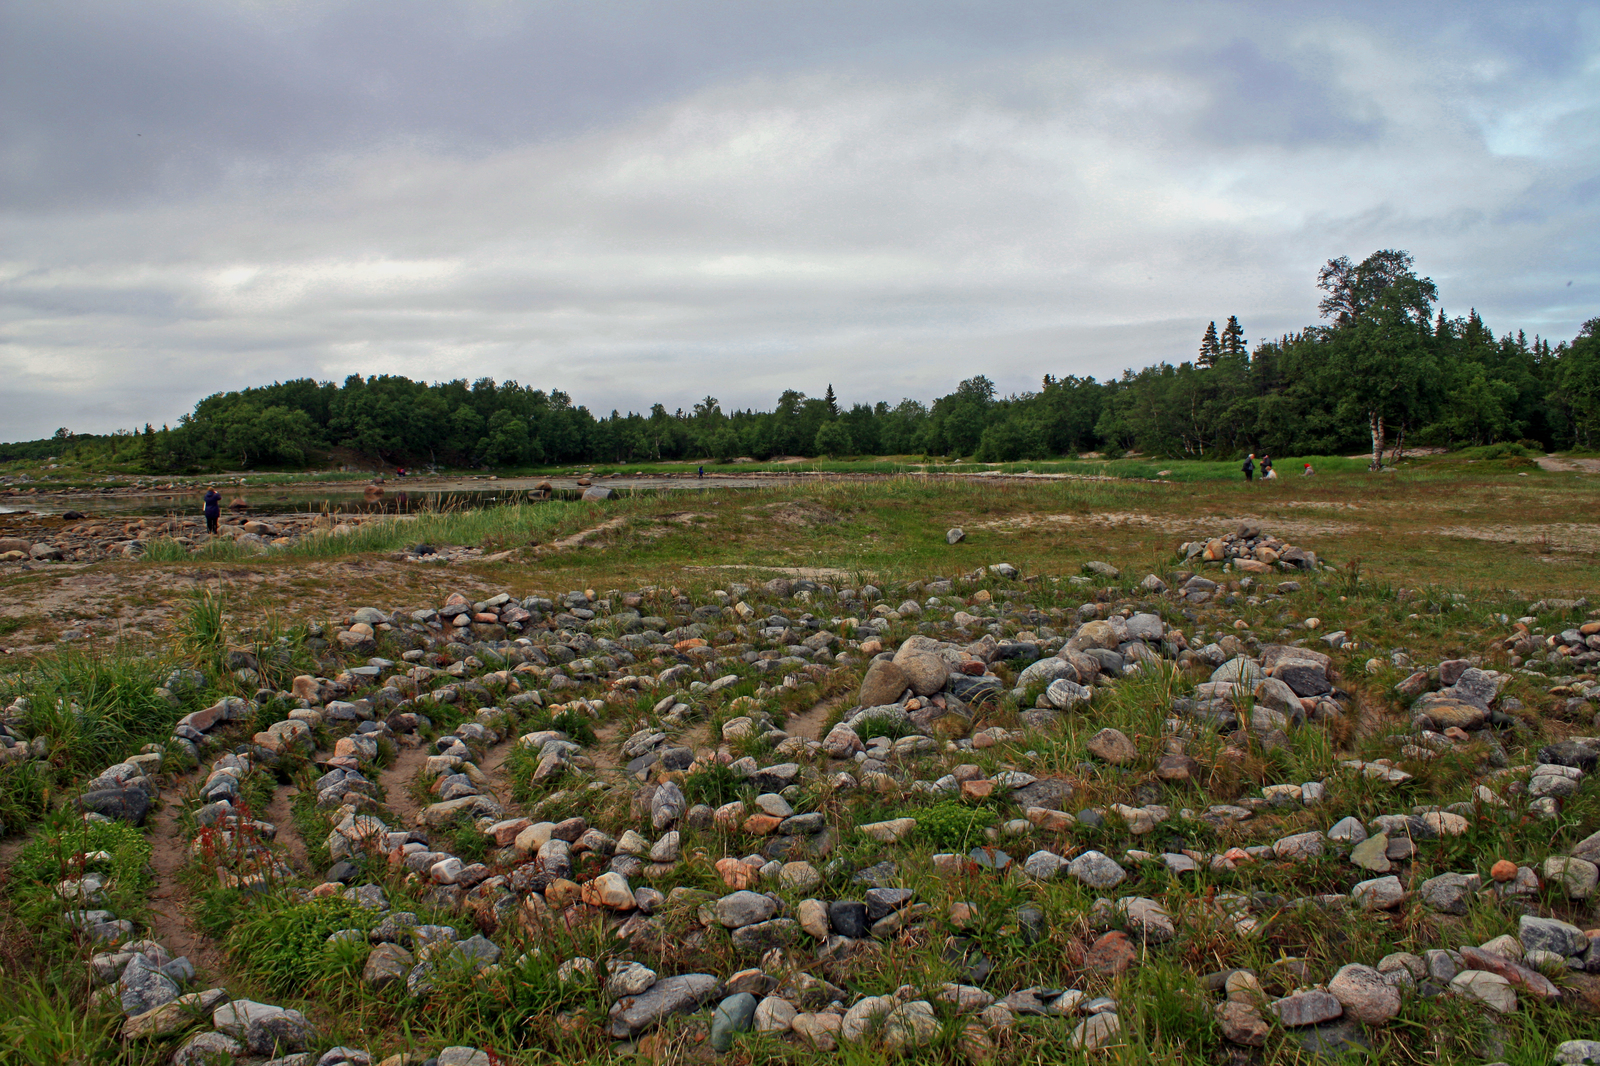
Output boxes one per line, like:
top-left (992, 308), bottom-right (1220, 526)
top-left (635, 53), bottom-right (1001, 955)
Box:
top-left (1265, 466), bottom-right (1279, 480)
top-left (203, 486), bottom-right (221, 534)
top-left (1260, 454), bottom-right (1273, 478)
top-left (697, 466), bottom-right (704, 479)
top-left (1302, 462), bottom-right (1315, 476)
top-left (1242, 454), bottom-right (1256, 483)
top-left (396, 467), bottom-right (406, 477)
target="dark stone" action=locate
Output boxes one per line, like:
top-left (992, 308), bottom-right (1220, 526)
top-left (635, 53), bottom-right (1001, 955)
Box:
top-left (76, 788), bottom-right (151, 825)
top-left (943, 937), bottom-right (993, 983)
top-left (1083, 648), bottom-right (1125, 674)
top-left (865, 887), bottom-right (915, 922)
top-left (852, 861), bottom-right (899, 887)
top-left (1249, 898), bottom-right (1290, 925)
top-left (946, 674), bottom-right (1003, 703)
top-left (1538, 740), bottom-right (1599, 774)
top-left (657, 746), bottom-right (695, 771)
top-left (1076, 809), bottom-right (1105, 829)
top-left (1291, 1020), bottom-right (1371, 1058)
top-left (828, 900), bottom-right (868, 938)
top-left (731, 918), bottom-right (798, 954)
top-left (326, 861), bottom-right (359, 884)
top-left (1016, 906), bottom-right (1046, 944)
top-left (1200, 969), bottom-right (1248, 993)
top-left (778, 813), bottom-right (826, 835)
top-left (1010, 777), bottom-right (1073, 810)
top-left (1133, 782), bottom-right (1164, 806)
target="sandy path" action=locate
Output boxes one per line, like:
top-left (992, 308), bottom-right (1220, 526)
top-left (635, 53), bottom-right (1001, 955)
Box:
top-left (1537, 455), bottom-right (1600, 473)
top-left (376, 744), bottom-right (433, 832)
top-left (786, 695), bottom-right (845, 741)
top-left (145, 784), bottom-right (230, 981)
top-left (262, 777), bottom-right (309, 876)
top-left (479, 732), bottom-right (525, 814)
top-left (588, 720), bottom-right (628, 773)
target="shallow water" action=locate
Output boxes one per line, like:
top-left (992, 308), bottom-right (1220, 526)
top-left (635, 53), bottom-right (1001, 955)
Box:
top-left (5, 471), bottom-right (841, 518)
top-left (9, 488), bottom-right (553, 519)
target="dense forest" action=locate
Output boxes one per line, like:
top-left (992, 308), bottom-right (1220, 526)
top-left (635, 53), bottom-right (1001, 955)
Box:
top-left (8, 251), bottom-right (1599, 471)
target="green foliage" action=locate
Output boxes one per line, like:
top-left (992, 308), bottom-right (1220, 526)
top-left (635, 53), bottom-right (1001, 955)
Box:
top-left (18, 268), bottom-right (1593, 469)
top-left (682, 763), bottom-right (743, 807)
top-left (813, 420), bottom-right (854, 458)
top-left (174, 586), bottom-right (227, 671)
top-left (912, 800), bottom-right (996, 851)
top-left (0, 978), bottom-right (123, 1066)
top-left (0, 759), bottom-right (47, 839)
top-left (10, 814), bottom-right (155, 924)
top-left (1450, 441), bottom-right (1534, 460)
top-left (438, 815), bottom-right (490, 865)
top-left (226, 894), bottom-right (381, 996)
top-left (13, 815), bottom-right (154, 889)
top-left (550, 708), bottom-right (597, 747)
top-left (6, 644), bottom-right (187, 780)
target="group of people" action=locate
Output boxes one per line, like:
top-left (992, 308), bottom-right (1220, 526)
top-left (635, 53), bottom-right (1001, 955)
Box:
top-left (1242, 454), bottom-right (1314, 482)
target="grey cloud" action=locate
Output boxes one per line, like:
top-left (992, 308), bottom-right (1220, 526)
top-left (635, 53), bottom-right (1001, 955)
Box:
top-left (1182, 37), bottom-right (1382, 146)
top-left (1, 1), bottom-right (1597, 439)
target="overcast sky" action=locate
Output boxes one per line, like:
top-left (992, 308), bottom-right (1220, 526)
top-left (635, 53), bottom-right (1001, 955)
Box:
top-left (2, 1), bottom-right (1596, 440)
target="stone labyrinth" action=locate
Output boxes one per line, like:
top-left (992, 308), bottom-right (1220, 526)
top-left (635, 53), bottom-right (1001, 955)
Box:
top-left (9, 523), bottom-right (1600, 1065)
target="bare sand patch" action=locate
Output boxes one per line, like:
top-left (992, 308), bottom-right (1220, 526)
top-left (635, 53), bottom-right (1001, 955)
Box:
top-left (1429, 524), bottom-right (1600, 552)
top-left (684, 564), bottom-right (859, 581)
top-left (970, 511), bottom-right (1362, 540)
top-left (1537, 455), bottom-right (1600, 473)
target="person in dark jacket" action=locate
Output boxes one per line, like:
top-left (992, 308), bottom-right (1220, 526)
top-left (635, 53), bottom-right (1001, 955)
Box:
top-left (1242, 454), bottom-right (1256, 483)
top-left (203, 486), bottom-right (221, 534)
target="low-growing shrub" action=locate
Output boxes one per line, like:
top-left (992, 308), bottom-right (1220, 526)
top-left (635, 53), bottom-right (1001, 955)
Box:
top-left (549, 709), bottom-right (597, 747)
top-left (438, 814), bottom-right (490, 865)
top-left (682, 763), bottom-right (743, 808)
top-left (1451, 442), bottom-right (1533, 460)
top-left (913, 801), bottom-right (997, 851)
top-left (13, 816), bottom-right (153, 894)
top-left (227, 894), bottom-right (381, 996)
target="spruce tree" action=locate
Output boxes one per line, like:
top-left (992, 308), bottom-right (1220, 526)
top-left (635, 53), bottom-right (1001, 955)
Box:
top-left (1198, 321), bottom-right (1221, 368)
top-left (1221, 316), bottom-right (1247, 358)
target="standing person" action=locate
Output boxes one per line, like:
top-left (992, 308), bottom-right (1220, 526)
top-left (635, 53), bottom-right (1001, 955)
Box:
top-left (1260, 454), bottom-right (1274, 479)
top-left (697, 465), bottom-right (704, 479)
top-left (1241, 454), bottom-right (1256, 483)
top-left (203, 486), bottom-right (221, 534)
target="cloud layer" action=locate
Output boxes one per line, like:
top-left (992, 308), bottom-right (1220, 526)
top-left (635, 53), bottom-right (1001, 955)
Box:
top-left (2, 1), bottom-right (1596, 439)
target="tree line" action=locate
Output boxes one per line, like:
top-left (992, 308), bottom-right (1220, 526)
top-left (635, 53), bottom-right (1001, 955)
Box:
top-left (9, 251), bottom-right (1599, 471)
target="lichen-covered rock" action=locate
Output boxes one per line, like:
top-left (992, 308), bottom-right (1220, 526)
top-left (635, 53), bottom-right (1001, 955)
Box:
top-left (608, 974), bottom-right (722, 1038)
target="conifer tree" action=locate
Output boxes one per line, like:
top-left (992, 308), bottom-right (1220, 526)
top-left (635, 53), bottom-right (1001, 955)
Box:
top-left (1198, 321), bottom-right (1221, 368)
top-left (1221, 315), bottom-right (1247, 358)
